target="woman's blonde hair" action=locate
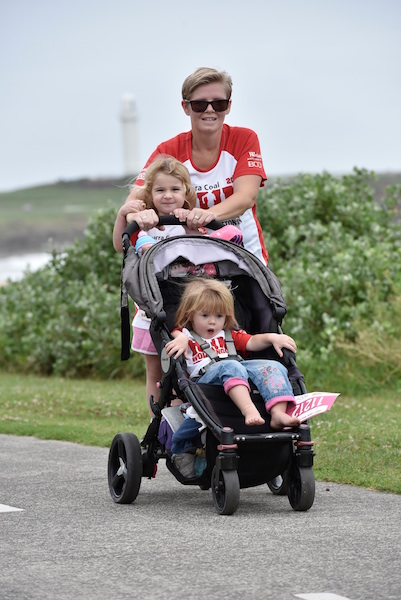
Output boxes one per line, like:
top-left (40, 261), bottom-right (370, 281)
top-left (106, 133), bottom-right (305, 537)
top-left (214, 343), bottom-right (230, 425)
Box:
top-left (175, 278), bottom-right (238, 330)
top-left (182, 67), bottom-right (232, 100)
top-left (137, 155), bottom-right (196, 211)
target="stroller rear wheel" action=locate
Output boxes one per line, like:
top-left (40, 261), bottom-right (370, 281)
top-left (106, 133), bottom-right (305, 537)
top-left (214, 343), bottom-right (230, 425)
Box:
top-left (267, 472), bottom-right (288, 496)
top-left (287, 465), bottom-right (315, 511)
top-left (211, 466), bottom-right (240, 515)
top-left (108, 432), bottom-right (143, 504)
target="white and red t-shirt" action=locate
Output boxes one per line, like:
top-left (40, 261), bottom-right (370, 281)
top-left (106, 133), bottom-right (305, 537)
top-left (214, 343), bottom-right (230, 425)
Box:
top-left (175, 327), bottom-right (252, 379)
top-left (135, 125), bottom-right (268, 264)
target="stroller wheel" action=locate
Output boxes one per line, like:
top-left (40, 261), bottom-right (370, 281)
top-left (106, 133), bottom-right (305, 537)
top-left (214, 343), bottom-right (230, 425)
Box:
top-left (287, 465), bottom-right (315, 511)
top-left (211, 466), bottom-right (240, 516)
top-left (267, 472), bottom-right (288, 496)
top-left (108, 433), bottom-right (143, 504)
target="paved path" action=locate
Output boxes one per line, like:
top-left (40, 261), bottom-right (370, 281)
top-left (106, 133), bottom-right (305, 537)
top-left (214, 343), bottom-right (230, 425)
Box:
top-left (0, 434), bottom-right (399, 600)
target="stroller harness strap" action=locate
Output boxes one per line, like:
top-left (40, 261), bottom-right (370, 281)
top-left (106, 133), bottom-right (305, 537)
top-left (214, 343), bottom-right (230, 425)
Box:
top-left (189, 329), bottom-right (243, 377)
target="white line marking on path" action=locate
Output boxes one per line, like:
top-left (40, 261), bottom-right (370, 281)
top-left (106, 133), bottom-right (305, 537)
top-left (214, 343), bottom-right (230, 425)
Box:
top-left (0, 503), bottom-right (24, 513)
top-left (295, 594), bottom-right (353, 600)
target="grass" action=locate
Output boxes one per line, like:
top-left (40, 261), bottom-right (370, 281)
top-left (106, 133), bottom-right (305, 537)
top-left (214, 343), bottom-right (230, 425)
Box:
top-left (0, 372), bottom-right (149, 448)
top-left (1, 371), bottom-right (399, 494)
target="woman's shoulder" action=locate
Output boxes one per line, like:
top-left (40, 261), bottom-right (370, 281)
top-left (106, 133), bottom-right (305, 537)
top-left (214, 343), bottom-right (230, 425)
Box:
top-left (157, 131), bottom-right (192, 158)
top-left (223, 123), bottom-right (259, 140)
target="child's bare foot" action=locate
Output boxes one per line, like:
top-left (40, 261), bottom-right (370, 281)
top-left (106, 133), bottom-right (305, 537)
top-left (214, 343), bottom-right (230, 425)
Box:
top-left (270, 412), bottom-right (300, 430)
top-left (243, 406), bottom-right (265, 426)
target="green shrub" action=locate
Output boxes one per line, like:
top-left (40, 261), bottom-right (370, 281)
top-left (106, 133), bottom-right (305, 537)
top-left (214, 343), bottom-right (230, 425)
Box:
top-left (0, 206), bottom-right (143, 379)
top-left (1, 170), bottom-right (400, 387)
top-left (257, 169), bottom-right (401, 369)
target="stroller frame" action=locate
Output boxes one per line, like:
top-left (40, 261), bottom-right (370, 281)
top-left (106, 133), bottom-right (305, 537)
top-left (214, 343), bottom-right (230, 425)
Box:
top-left (108, 218), bottom-right (315, 515)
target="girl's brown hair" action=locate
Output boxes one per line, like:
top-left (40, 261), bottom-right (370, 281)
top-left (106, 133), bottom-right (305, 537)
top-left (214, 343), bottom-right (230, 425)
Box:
top-left (136, 155), bottom-right (196, 211)
top-left (175, 278), bottom-right (238, 330)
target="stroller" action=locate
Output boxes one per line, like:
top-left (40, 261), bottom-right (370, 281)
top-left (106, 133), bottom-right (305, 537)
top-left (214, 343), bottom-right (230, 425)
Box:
top-left (107, 217), bottom-right (315, 515)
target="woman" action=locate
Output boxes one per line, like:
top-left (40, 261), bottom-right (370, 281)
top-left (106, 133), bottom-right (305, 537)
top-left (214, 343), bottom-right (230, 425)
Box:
top-left (113, 67), bottom-right (269, 264)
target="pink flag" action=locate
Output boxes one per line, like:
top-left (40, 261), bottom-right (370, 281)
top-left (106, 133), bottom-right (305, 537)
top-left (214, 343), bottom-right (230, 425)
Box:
top-left (286, 392), bottom-right (340, 422)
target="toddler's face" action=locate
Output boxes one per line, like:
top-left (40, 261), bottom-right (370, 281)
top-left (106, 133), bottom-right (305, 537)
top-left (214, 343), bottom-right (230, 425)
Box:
top-left (192, 310), bottom-right (226, 339)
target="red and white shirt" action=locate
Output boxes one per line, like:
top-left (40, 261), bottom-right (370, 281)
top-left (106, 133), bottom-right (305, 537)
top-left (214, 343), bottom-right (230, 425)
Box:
top-left (175, 327), bottom-right (252, 379)
top-left (135, 125), bottom-right (268, 264)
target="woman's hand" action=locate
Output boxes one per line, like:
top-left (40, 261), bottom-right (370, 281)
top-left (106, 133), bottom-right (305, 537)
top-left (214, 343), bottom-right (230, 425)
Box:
top-left (118, 199), bottom-right (146, 222)
top-left (185, 207), bottom-right (216, 229)
top-left (113, 197), bottom-right (146, 253)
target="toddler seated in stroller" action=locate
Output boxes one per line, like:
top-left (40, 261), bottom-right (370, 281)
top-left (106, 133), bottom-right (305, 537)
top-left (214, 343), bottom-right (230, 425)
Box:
top-left (165, 278), bottom-right (301, 430)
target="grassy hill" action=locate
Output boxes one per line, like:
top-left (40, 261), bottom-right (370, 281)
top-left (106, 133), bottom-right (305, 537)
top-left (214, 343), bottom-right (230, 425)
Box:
top-left (1, 171), bottom-right (400, 256)
top-left (0, 178), bottom-right (129, 256)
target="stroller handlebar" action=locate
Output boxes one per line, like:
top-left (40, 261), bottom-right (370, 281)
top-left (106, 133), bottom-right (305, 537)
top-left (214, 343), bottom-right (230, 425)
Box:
top-left (122, 216), bottom-right (226, 250)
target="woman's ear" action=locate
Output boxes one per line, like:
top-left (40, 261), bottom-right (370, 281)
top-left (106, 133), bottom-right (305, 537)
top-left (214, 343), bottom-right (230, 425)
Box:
top-left (182, 100), bottom-right (190, 116)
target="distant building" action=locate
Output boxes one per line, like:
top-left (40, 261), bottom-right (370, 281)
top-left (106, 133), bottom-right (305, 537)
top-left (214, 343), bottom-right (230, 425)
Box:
top-left (120, 93), bottom-right (140, 176)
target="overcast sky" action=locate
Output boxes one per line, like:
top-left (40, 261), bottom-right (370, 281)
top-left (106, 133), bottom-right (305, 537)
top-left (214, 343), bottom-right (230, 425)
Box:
top-left (1, 0), bottom-right (400, 192)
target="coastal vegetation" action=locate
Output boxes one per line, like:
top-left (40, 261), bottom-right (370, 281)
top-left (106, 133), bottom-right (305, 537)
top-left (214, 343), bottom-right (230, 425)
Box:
top-left (0, 168), bottom-right (400, 492)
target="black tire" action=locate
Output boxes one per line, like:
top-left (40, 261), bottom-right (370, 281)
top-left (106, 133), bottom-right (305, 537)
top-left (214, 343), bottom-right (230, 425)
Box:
top-left (108, 432), bottom-right (143, 504)
top-left (211, 466), bottom-right (240, 515)
top-left (287, 465), bottom-right (315, 511)
top-left (267, 472), bottom-right (288, 496)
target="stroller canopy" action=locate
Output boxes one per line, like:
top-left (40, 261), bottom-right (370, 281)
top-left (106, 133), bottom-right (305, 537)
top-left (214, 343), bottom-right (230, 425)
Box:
top-left (122, 235), bottom-right (287, 320)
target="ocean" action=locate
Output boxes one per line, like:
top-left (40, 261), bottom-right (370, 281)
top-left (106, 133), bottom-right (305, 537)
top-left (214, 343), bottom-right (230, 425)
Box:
top-left (0, 253), bottom-right (52, 283)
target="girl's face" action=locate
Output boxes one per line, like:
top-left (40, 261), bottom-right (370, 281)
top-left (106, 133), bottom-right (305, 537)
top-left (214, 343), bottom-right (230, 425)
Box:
top-left (151, 172), bottom-right (187, 215)
top-left (192, 309), bottom-right (226, 339)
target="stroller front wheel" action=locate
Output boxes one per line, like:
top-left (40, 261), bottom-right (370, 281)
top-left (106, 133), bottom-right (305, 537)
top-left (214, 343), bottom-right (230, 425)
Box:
top-left (211, 466), bottom-right (240, 515)
top-left (287, 465), bottom-right (315, 511)
top-left (108, 432), bottom-right (143, 504)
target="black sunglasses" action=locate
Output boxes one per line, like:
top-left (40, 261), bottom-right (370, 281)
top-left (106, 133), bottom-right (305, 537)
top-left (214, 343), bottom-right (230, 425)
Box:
top-left (184, 99), bottom-right (230, 113)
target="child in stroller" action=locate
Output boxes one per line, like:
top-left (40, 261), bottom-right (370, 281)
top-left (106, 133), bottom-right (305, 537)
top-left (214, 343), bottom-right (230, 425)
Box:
top-left (109, 219), bottom-right (316, 514)
top-left (165, 278), bottom-right (301, 429)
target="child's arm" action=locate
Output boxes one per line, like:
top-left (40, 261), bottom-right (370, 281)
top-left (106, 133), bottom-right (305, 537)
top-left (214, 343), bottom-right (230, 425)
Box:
top-left (165, 330), bottom-right (189, 359)
top-left (128, 209), bottom-right (159, 231)
top-left (172, 208), bottom-right (205, 236)
top-left (245, 332), bottom-right (297, 358)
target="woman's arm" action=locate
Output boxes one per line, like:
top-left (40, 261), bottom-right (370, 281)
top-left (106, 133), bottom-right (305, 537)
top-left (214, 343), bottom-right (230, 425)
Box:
top-left (185, 174), bottom-right (262, 229)
top-left (112, 193), bottom-right (146, 252)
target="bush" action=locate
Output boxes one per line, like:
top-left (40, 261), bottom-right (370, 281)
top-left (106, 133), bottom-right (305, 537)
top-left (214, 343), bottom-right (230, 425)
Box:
top-left (0, 206), bottom-right (144, 379)
top-left (257, 169), bottom-right (401, 366)
top-left (1, 170), bottom-right (400, 386)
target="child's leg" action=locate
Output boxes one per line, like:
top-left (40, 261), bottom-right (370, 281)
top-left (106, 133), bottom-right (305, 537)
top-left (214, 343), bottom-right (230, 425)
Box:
top-left (198, 361), bottom-right (265, 426)
top-left (242, 359), bottom-right (300, 430)
top-left (144, 354), bottom-right (162, 416)
top-left (268, 401), bottom-right (300, 430)
top-left (226, 383), bottom-right (265, 426)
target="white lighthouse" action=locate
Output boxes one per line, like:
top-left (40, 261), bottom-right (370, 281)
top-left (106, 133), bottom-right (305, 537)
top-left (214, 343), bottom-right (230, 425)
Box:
top-left (120, 93), bottom-right (140, 176)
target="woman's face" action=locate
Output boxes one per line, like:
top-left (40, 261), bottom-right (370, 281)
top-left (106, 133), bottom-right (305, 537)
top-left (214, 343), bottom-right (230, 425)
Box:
top-left (151, 172), bottom-right (186, 215)
top-left (182, 82), bottom-right (231, 135)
